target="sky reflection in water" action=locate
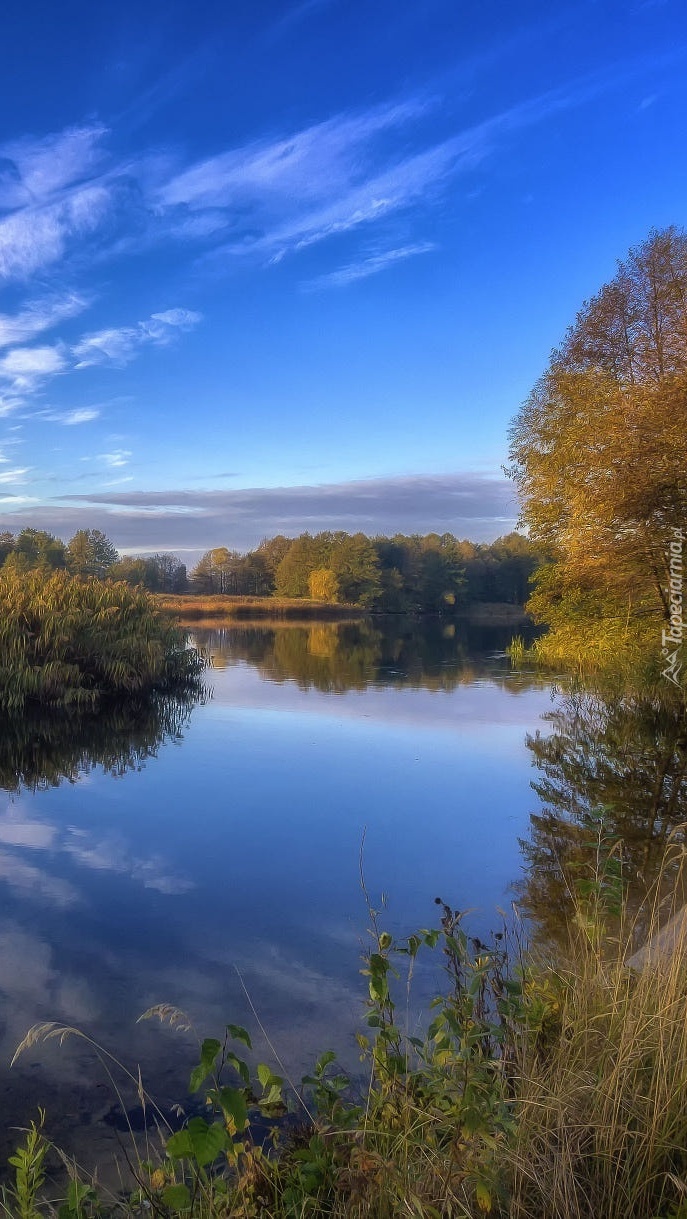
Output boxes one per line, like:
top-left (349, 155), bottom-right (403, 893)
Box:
top-left (0, 621), bottom-right (553, 1165)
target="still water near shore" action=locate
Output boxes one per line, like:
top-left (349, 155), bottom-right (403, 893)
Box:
top-left (0, 618), bottom-right (554, 1166)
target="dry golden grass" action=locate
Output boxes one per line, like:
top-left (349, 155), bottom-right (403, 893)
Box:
top-left (154, 593), bottom-right (367, 621)
top-left (505, 845), bottom-right (687, 1219)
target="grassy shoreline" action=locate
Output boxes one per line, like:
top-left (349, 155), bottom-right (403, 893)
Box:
top-left (154, 593), bottom-right (532, 627)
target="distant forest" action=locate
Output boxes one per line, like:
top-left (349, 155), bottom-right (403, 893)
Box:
top-left (0, 526), bottom-right (551, 612)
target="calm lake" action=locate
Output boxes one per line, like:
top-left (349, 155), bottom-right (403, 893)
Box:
top-left (1, 618), bottom-right (557, 1166)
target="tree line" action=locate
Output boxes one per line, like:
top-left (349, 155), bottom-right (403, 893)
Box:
top-left (0, 527), bottom-right (187, 591)
top-left (0, 526), bottom-right (548, 611)
top-left (188, 530), bottom-right (550, 610)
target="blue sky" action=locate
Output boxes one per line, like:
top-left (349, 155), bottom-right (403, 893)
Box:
top-left (0, 0), bottom-right (684, 556)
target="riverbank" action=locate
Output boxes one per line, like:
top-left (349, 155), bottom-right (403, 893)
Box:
top-left (154, 593), bottom-right (369, 621)
top-left (155, 593), bottom-right (532, 627)
top-left (10, 846), bottom-right (687, 1219)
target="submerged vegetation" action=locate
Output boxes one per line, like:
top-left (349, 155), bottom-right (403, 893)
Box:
top-left (0, 569), bottom-right (204, 710)
top-left (10, 831), bottom-right (687, 1218)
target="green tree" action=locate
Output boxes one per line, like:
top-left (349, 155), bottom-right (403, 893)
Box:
top-left (274, 534), bottom-right (321, 598)
top-left (256, 535), bottom-right (293, 580)
top-left (147, 553), bottom-right (187, 592)
top-left (330, 533), bottom-right (381, 607)
top-left (0, 531), bottom-right (15, 566)
top-left (190, 548), bottom-right (239, 594)
top-left (107, 556), bottom-right (149, 586)
top-left (66, 529), bottom-right (118, 578)
top-left (15, 528), bottom-right (66, 571)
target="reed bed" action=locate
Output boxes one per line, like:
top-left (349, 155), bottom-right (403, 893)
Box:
top-left (0, 569), bottom-right (204, 710)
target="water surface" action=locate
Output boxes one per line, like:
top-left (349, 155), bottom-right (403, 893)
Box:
top-left (0, 618), bottom-right (553, 1166)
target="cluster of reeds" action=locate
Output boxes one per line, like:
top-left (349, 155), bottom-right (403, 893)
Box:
top-left (0, 569), bottom-right (204, 710)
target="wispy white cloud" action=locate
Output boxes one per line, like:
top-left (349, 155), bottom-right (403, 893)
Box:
top-left (0, 304), bottom-right (201, 415)
top-left (0, 124), bottom-right (108, 207)
top-left (99, 449), bottom-right (132, 468)
top-left (0, 292), bottom-right (90, 349)
top-left (0, 183), bottom-right (112, 280)
top-left (158, 98), bottom-right (430, 213)
top-left (42, 407), bottom-right (100, 425)
top-left (0, 468), bottom-right (30, 485)
top-left (157, 70), bottom-right (653, 272)
top-left (0, 344), bottom-right (66, 393)
top-left (303, 241), bottom-right (437, 289)
top-left (73, 307), bottom-right (202, 368)
top-left (174, 90), bottom-right (566, 267)
top-left (0, 395), bottom-right (26, 417)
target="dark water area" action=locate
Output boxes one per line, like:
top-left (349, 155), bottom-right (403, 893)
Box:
top-left (2, 617), bottom-right (683, 1173)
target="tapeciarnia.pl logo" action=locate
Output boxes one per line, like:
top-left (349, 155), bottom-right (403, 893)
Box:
top-left (662, 527), bottom-right (684, 687)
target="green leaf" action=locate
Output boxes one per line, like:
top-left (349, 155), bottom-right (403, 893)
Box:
top-left (166, 1130), bottom-right (193, 1159)
top-left (475, 1180), bottom-right (492, 1212)
top-left (227, 1023), bottom-right (252, 1049)
top-left (216, 1087), bottom-right (248, 1131)
top-left (257, 1062), bottom-right (281, 1088)
top-left (167, 1118), bottom-right (229, 1168)
top-left (162, 1184), bottom-right (191, 1211)
top-left (226, 1052), bottom-right (250, 1086)
top-left (314, 1050), bottom-right (336, 1075)
top-left (189, 1037), bottom-right (222, 1093)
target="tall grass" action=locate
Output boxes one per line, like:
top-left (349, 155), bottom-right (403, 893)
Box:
top-left (0, 569), bottom-right (204, 710)
top-left (506, 836), bottom-right (687, 1219)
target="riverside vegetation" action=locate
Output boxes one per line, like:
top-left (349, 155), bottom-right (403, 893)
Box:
top-left (0, 568), bottom-right (204, 711)
top-left (3, 225), bottom-right (687, 1217)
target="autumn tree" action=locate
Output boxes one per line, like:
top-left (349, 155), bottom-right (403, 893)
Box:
top-left (308, 568), bottom-right (340, 602)
top-left (508, 226), bottom-right (687, 649)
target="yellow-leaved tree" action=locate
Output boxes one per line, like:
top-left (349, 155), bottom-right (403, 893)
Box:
top-left (308, 568), bottom-right (340, 602)
top-left (508, 226), bottom-right (687, 666)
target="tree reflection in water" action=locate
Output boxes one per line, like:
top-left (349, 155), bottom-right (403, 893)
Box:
top-left (197, 618), bottom-right (543, 694)
top-left (519, 679), bottom-right (687, 949)
top-left (0, 687), bottom-right (205, 794)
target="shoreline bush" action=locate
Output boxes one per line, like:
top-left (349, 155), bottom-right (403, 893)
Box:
top-left (0, 569), bottom-right (205, 711)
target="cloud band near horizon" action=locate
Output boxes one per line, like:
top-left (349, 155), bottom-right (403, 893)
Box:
top-left (0, 472), bottom-right (519, 557)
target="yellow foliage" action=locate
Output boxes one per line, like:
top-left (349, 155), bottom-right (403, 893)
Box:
top-left (308, 567), bottom-right (340, 602)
